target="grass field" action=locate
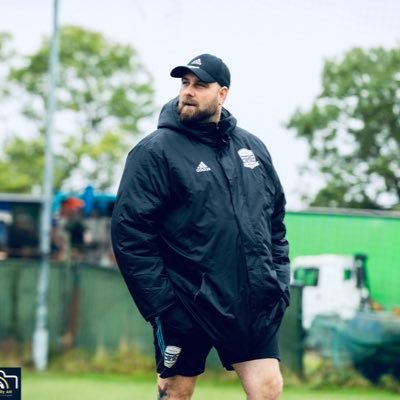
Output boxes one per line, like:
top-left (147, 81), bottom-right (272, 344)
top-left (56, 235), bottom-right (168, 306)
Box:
top-left (23, 372), bottom-right (399, 400)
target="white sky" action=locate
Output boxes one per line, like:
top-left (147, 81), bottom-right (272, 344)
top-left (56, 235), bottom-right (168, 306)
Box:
top-left (1, 0), bottom-right (400, 209)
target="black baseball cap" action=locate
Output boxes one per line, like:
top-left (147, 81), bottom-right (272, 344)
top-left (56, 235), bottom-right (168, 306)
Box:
top-left (170, 54), bottom-right (230, 88)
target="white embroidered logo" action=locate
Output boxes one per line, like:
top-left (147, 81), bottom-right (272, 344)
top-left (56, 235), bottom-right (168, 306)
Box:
top-left (238, 148), bottom-right (260, 169)
top-left (190, 58), bottom-right (202, 66)
top-left (196, 161), bottom-right (211, 172)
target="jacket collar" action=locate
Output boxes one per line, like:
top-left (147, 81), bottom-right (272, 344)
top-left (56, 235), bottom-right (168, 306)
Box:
top-left (158, 98), bottom-right (237, 149)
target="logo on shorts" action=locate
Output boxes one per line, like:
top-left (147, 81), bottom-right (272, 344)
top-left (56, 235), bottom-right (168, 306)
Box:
top-left (0, 368), bottom-right (21, 400)
top-left (238, 148), bottom-right (260, 169)
top-left (164, 345), bottom-right (181, 368)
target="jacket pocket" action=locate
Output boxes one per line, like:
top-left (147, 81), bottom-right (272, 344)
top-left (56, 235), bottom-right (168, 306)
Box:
top-left (160, 302), bottom-right (198, 335)
top-left (261, 296), bottom-right (287, 326)
top-left (193, 272), bottom-right (206, 303)
top-left (254, 272), bottom-right (284, 311)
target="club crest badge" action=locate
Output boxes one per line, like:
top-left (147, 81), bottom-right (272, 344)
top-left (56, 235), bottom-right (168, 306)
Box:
top-left (238, 148), bottom-right (260, 169)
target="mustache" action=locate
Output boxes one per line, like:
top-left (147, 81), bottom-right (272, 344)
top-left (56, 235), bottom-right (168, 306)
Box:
top-left (180, 98), bottom-right (199, 107)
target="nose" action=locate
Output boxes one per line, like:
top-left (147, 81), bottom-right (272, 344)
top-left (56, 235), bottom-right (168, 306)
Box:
top-left (182, 83), bottom-right (195, 96)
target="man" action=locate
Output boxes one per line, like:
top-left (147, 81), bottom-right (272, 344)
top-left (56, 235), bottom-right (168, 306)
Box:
top-left (111, 54), bottom-right (290, 400)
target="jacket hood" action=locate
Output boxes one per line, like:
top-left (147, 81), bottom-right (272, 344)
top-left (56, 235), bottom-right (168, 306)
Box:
top-left (157, 97), bottom-right (237, 148)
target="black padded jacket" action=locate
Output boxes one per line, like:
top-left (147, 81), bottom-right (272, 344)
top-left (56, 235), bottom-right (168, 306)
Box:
top-left (111, 98), bottom-right (290, 349)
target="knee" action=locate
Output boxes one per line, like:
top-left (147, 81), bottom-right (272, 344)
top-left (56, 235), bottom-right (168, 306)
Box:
top-left (158, 382), bottom-right (194, 400)
top-left (246, 372), bottom-right (283, 400)
top-left (266, 373), bottom-right (283, 399)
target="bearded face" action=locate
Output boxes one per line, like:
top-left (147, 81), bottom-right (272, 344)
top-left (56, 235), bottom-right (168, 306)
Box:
top-left (177, 74), bottom-right (225, 124)
top-left (178, 95), bottom-right (220, 124)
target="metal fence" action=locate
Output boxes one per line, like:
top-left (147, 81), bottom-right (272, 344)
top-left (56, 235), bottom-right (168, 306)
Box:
top-left (0, 260), bottom-right (303, 375)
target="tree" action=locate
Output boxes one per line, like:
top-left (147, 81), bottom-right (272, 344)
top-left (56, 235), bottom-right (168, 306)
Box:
top-left (0, 32), bottom-right (15, 81)
top-left (287, 47), bottom-right (400, 209)
top-left (0, 26), bottom-right (155, 192)
top-left (0, 32), bottom-right (16, 134)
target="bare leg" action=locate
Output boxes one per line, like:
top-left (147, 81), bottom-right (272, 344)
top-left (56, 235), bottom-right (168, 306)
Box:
top-left (157, 374), bottom-right (197, 400)
top-left (233, 358), bottom-right (283, 400)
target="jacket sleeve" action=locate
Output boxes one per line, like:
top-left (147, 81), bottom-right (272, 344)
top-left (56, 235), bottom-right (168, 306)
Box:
top-left (271, 170), bottom-right (291, 305)
top-left (258, 140), bottom-right (291, 294)
top-left (111, 143), bottom-right (177, 321)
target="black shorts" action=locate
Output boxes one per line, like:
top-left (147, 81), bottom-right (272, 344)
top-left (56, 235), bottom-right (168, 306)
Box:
top-left (153, 315), bottom-right (282, 379)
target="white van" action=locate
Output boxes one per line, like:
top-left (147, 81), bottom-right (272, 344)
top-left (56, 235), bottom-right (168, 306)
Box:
top-left (291, 254), bottom-right (369, 329)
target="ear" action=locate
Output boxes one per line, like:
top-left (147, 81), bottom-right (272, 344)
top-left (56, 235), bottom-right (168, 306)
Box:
top-left (218, 86), bottom-right (229, 105)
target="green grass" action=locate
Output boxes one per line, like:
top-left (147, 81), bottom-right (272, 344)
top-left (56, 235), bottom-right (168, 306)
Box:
top-left (23, 372), bottom-right (399, 400)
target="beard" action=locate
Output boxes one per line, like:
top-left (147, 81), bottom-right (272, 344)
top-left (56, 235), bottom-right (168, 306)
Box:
top-left (178, 98), bottom-right (219, 124)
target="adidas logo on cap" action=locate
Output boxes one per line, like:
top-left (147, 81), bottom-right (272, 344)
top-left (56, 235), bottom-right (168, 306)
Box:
top-left (190, 58), bottom-right (202, 66)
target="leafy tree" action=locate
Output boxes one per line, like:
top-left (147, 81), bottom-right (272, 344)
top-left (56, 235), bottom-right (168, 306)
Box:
top-left (0, 26), bottom-right (155, 192)
top-left (0, 32), bottom-right (16, 124)
top-left (0, 32), bottom-right (13, 75)
top-left (287, 47), bottom-right (400, 209)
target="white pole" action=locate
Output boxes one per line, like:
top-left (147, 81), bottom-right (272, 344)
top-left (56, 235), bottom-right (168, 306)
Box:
top-left (33, 0), bottom-right (59, 371)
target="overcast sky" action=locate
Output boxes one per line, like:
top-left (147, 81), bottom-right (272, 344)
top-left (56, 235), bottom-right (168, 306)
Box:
top-left (1, 0), bottom-right (400, 208)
